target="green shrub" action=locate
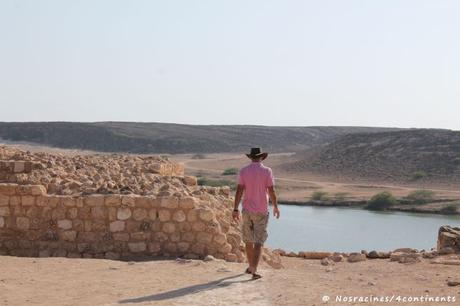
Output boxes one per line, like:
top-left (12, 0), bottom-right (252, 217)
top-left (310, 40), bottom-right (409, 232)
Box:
top-left (366, 191), bottom-right (397, 210)
top-left (191, 154), bottom-right (206, 159)
top-left (334, 192), bottom-right (349, 202)
top-left (311, 191), bottom-right (329, 201)
top-left (405, 189), bottom-right (434, 204)
top-left (411, 171), bottom-right (426, 181)
top-left (197, 177), bottom-right (236, 190)
top-left (222, 168), bottom-right (238, 175)
top-left (440, 204), bottom-right (458, 215)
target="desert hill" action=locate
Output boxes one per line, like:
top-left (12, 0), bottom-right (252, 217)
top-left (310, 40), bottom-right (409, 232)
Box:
top-left (283, 129), bottom-right (460, 183)
top-left (0, 122), bottom-right (397, 154)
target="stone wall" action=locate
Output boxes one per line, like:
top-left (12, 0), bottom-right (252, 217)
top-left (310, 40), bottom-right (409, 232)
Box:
top-left (0, 183), bottom-right (244, 261)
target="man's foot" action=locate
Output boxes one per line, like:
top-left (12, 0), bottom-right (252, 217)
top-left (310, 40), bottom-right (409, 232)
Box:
top-left (251, 273), bottom-right (262, 280)
top-left (245, 267), bottom-right (252, 274)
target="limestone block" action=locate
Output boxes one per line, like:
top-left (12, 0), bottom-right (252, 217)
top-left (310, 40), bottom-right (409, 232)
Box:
top-left (121, 195), bottom-right (136, 207)
top-left (108, 207), bottom-right (117, 221)
top-left (172, 210), bottom-right (186, 222)
top-left (135, 196), bottom-right (152, 208)
top-left (219, 243), bottom-right (232, 254)
top-left (91, 206), bottom-right (107, 219)
top-left (16, 217), bottom-right (30, 230)
top-left (113, 232), bottom-right (130, 241)
top-left (0, 184), bottom-right (17, 196)
top-left (148, 209), bottom-right (157, 221)
top-left (109, 220), bottom-right (125, 232)
top-left (67, 208), bottom-right (78, 219)
top-left (177, 242), bottom-right (190, 253)
top-left (57, 219), bottom-right (73, 230)
top-left (148, 242), bottom-right (161, 253)
top-left (198, 209), bottom-right (214, 222)
top-left (60, 230), bottom-right (77, 242)
top-left (132, 208), bottom-right (147, 221)
top-left (38, 250), bottom-right (51, 257)
top-left (85, 195), bottom-right (105, 207)
top-left (21, 196), bottom-right (35, 206)
top-left (196, 232), bottom-right (213, 244)
top-left (105, 252), bottom-right (120, 260)
top-left (117, 207), bottom-right (132, 220)
top-left (130, 232), bottom-right (151, 241)
top-left (72, 219), bottom-right (84, 231)
top-left (30, 185), bottom-right (47, 196)
top-left (187, 210), bottom-right (197, 222)
top-left (62, 197), bottom-right (76, 207)
top-left (224, 253), bottom-right (238, 262)
top-left (160, 197), bottom-right (179, 209)
top-left (13, 161), bottom-right (25, 173)
top-left (162, 222), bottom-right (176, 234)
top-left (183, 176), bottom-right (197, 186)
top-left (52, 207), bottom-right (66, 220)
top-left (170, 232), bottom-right (181, 242)
top-left (164, 242), bottom-right (177, 253)
top-left (213, 233), bottom-right (227, 245)
top-left (153, 232), bottom-right (168, 242)
top-left (0, 195), bottom-right (9, 206)
top-left (179, 197), bottom-right (197, 209)
top-left (0, 207), bottom-right (10, 216)
top-left (182, 232), bottom-right (195, 242)
top-left (158, 209), bottom-right (171, 222)
top-left (9, 196), bottom-right (20, 206)
top-left (128, 242), bottom-right (146, 252)
top-left (192, 222), bottom-right (205, 232)
top-left (104, 195), bottom-right (121, 207)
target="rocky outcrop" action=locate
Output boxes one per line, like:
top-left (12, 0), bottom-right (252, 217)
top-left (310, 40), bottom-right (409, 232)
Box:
top-left (437, 225), bottom-right (460, 254)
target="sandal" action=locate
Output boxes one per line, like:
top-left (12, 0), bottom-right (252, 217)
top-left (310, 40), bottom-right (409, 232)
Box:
top-left (245, 267), bottom-right (251, 274)
top-left (252, 273), bottom-right (262, 280)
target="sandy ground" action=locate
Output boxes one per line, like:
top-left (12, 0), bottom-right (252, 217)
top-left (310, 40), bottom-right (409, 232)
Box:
top-left (0, 255), bottom-right (459, 306)
top-left (169, 153), bottom-right (460, 202)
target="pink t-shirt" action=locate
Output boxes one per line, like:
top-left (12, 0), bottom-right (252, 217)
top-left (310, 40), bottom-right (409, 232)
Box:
top-left (237, 161), bottom-right (275, 213)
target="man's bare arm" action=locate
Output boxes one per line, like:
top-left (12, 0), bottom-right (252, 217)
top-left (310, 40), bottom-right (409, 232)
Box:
top-left (268, 186), bottom-right (280, 218)
top-left (234, 184), bottom-right (245, 210)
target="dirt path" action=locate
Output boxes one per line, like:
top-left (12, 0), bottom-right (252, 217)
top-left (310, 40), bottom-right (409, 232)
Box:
top-left (1, 255), bottom-right (459, 306)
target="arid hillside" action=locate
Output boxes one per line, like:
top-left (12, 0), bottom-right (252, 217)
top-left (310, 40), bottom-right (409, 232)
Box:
top-left (283, 129), bottom-right (460, 184)
top-left (0, 122), bottom-right (397, 154)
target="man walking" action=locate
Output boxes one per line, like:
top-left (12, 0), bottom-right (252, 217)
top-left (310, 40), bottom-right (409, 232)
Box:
top-left (233, 148), bottom-right (280, 280)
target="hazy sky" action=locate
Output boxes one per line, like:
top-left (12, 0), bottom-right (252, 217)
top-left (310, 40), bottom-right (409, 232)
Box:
top-left (1, 0), bottom-right (459, 129)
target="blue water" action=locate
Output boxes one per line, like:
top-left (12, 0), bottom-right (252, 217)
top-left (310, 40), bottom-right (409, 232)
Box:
top-left (266, 204), bottom-right (460, 252)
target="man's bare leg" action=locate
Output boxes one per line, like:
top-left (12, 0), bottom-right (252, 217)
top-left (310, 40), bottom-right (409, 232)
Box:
top-left (252, 243), bottom-right (262, 274)
top-left (245, 242), bottom-right (255, 272)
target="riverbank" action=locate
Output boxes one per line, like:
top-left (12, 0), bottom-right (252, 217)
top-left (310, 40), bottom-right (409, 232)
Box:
top-left (278, 199), bottom-right (460, 215)
top-left (0, 254), bottom-right (459, 306)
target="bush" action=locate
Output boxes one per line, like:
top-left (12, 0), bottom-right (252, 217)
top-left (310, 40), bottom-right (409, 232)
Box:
top-left (191, 154), bottom-right (206, 159)
top-left (197, 177), bottom-right (236, 190)
top-left (440, 204), bottom-right (459, 215)
top-left (222, 168), bottom-right (238, 175)
top-left (334, 192), bottom-right (349, 202)
top-left (311, 191), bottom-right (329, 201)
top-left (404, 189), bottom-right (434, 204)
top-left (366, 191), bottom-right (397, 211)
top-left (411, 171), bottom-right (426, 181)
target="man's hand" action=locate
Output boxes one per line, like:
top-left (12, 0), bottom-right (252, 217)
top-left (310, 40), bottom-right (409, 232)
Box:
top-left (273, 206), bottom-right (280, 219)
top-left (232, 210), bottom-right (240, 222)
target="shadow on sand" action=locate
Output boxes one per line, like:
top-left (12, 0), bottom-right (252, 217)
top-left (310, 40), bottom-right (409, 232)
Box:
top-left (118, 273), bottom-right (252, 304)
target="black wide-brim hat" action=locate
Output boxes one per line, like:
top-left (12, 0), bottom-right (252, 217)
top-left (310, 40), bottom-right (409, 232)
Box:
top-left (245, 147), bottom-right (268, 160)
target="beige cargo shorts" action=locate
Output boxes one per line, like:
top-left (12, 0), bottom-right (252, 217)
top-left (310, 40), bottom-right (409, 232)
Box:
top-left (242, 210), bottom-right (269, 245)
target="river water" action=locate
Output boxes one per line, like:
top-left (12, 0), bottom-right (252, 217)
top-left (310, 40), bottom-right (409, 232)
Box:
top-left (266, 204), bottom-right (460, 252)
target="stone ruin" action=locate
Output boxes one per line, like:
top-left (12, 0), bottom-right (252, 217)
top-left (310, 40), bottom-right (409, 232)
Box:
top-left (0, 146), bottom-right (281, 267)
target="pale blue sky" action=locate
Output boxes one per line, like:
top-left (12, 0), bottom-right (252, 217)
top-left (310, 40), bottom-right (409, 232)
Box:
top-left (1, 0), bottom-right (459, 129)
